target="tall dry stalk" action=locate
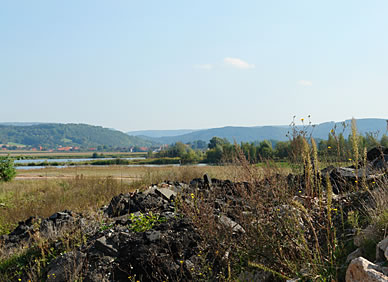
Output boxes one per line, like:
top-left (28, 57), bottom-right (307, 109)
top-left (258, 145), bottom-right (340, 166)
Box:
top-left (350, 118), bottom-right (359, 190)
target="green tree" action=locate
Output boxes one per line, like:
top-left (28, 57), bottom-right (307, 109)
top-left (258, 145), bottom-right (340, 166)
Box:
top-left (206, 145), bottom-right (224, 163)
top-left (257, 140), bottom-right (273, 160)
top-left (208, 137), bottom-right (229, 149)
top-left (274, 141), bottom-right (290, 159)
top-left (181, 148), bottom-right (200, 164)
top-left (0, 155), bottom-right (16, 182)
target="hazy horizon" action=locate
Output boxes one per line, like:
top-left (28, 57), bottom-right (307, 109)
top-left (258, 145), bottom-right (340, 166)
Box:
top-left (1, 117), bottom-right (387, 134)
top-left (1, 1), bottom-right (387, 131)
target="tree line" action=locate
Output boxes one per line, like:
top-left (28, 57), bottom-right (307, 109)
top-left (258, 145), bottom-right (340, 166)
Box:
top-left (155, 133), bottom-right (388, 164)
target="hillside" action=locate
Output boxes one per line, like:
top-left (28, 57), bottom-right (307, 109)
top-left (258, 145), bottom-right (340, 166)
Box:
top-left (127, 129), bottom-right (197, 138)
top-left (135, 118), bottom-right (388, 144)
top-left (0, 123), bottom-right (155, 148)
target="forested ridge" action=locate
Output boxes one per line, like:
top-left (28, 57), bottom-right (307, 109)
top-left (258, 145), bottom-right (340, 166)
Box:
top-left (0, 123), bottom-right (154, 148)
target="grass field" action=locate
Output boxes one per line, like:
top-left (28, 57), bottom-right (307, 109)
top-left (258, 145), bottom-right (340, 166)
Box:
top-left (1, 165), bottom-right (256, 235)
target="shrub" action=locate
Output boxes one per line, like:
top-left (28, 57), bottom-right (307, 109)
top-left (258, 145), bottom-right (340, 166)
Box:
top-left (0, 156), bottom-right (16, 182)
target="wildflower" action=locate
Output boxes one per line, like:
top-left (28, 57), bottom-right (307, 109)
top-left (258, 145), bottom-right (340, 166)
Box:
top-left (372, 181), bottom-right (376, 184)
top-left (354, 180), bottom-right (358, 183)
top-left (298, 190), bottom-right (302, 193)
top-left (18, 279), bottom-right (21, 282)
top-left (191, 193), bottom-right (195, 199)
top-left (328, 146), bottom-right (331, 149)
top-left (348, 158), bottom-right (352, 161)
top-left (180, 260), bottom-right (184, 264)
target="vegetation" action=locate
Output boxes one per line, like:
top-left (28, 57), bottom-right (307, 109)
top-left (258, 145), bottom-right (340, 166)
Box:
top-left (0, 156), bottom-right (16, 182)
top-left (138, 118), bottom-right (388, 144)
top-left (0, 123), bottom-right (155, 149)
top-left (128, 212), bottom-right (166, 232)
top-left (1, 119), bottom-right (387, 281)
top-left (0, 165), bottom-right (234, 235)
top-left (156, 142), bottom-right (203, 164)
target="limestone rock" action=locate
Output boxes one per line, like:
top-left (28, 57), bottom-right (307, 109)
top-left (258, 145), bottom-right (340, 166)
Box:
top-left (346, 248), bottom-right (362, 264)
top-left (346, 257), bottom-right (388, 282)
top-left (376, 237), bottom-right (388, 262)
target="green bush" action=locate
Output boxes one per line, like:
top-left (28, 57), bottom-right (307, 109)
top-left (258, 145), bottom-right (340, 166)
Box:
top-left (0, 156), bottom-right (16, 182)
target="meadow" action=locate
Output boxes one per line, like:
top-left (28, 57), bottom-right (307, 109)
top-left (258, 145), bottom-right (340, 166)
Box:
top-left (0, 165), bottom-right (247, 235)
top-left (1, 134), bottom-right (387, 281)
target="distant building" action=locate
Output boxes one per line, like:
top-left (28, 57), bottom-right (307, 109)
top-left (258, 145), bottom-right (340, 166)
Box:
top-left (57, 146), bottom-right (73, 151)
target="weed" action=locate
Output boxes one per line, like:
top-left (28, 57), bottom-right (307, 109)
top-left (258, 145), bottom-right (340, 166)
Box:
top-left (128, 212), bottom-right (166, 233)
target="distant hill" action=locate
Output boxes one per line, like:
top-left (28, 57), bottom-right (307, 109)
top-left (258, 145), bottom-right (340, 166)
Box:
top-left (0, 122), bottom-right (45, 126)
top-left (0, 123), bottom-right (155, 148)
top-left (127, 129), bottom-right (197, 138)
top-left (137, 118), bottom-right (388, 145)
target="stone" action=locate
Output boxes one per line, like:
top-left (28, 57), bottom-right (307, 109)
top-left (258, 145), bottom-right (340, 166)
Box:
top-left (346, 257), bottom-right (388, 282)
top-left (346, 248), bottom-right (362, 264)
top-left (219, 215), bottom-right (245, 233)
top-left (46, 251), bottom-right (85, 282)
top-left (145, 230), bottom-right (161, 242)
top-left (354, 225), bottom-right (376, 247)
top-left (204, 174), bottom-right (212, 187)
top-left (376, 237), bottom-right (388, 262)
top-left (94, 236), bottom-right (119, 257)
top-left (155, 188), bottom-right (177, 201)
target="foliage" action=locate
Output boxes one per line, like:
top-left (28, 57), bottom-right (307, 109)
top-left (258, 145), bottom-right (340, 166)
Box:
top-left (0, 123), bottom-right (154, 149)
top-left (128, 212), bottom-right (165, 232)
top-left (0, 156), bottom-right (16, 182)
top-left (157, 142), bottom-right (202, 164)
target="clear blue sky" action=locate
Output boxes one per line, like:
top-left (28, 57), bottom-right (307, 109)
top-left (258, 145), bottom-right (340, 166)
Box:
top-left (1, 1), bottom-right (387, 131)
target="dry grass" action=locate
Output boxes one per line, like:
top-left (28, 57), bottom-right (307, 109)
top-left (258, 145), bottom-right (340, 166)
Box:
top-left (0, 151), bottom-right (145, 157)
top-left (1, 165), bottom-right (258, 235)
top-left (15, 165), bottom-right (262, 182)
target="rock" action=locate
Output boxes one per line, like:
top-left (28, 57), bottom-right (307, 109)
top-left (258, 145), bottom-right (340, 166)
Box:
top-left (204, 174), bottom-right (212, 187)
top-left (354, 225), bottom-right (376, 247)
top-left (155, 188), bottom-right (177, 201)
top-left (145, 230), bottom-right (161, 242)
top-left (346, 257), bottom-right (388, 282)
top-left (0, 210), bottom-right (79, 251)
top-left (238, 269), bottom-right (273, 281)
top-left (367, 147), bottom-right (387, 162)
top-left (94, 236), bottom-right (119, 257)
top-left (346, 248), bottom-right (362, 264)
top-left (372, 155), bottom-right (388, 170)
top-left (105, 193), bottom-right (133, 217)
top-left (376, 237), bottom-right (388, 262)
top-left (190, 178), bottom-right (204, 188)
top-left (46, 251), bottom-right (85, 282)
top-left (218, 215), bottom-right (245, 233)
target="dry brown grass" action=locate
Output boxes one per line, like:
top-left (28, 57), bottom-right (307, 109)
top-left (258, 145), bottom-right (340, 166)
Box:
top-left (0, 151), bottom-right (144, 157)
top-left (1, 165), bottom-right (256, 235)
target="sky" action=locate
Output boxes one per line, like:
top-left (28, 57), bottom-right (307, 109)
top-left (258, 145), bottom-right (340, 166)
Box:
top-left (1, 1), bottom-right (387, 132)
